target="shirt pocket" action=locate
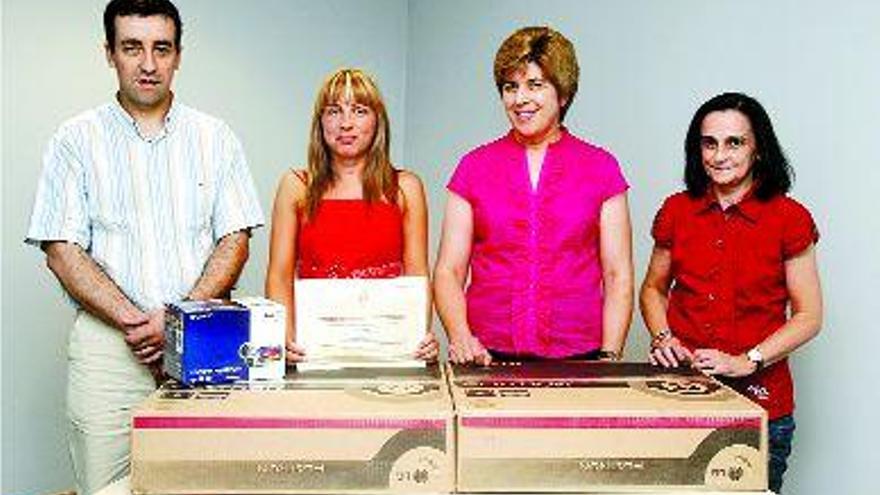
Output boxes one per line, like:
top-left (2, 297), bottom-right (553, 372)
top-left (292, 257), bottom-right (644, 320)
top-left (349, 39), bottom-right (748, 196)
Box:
top-left (187, 176), bottom-right (214, 237)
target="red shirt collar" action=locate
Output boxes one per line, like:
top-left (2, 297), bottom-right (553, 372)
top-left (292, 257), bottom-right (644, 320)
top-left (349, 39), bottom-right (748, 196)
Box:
top-left (696, 185), bottom-right (764, 224)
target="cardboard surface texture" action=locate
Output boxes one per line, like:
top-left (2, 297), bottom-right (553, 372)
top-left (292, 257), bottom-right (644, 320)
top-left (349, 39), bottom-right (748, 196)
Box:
top-left (131, 365), bottom-right (454, 494)
top-left (99, 475), bottom-right (775, 495)
top-left (449, 361), bottom-right (768, 493)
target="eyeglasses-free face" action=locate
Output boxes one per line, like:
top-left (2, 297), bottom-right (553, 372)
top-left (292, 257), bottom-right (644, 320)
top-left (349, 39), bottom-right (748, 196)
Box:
top-left (700, 110), bottom-right (759, 191)
top-left (500, 62), bottom-right (566, 147)
top-left (321, 100), bottom-right (377, 163)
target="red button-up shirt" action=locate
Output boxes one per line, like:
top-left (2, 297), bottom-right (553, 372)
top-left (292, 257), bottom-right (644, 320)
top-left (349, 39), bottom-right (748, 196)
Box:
top-left (651, 191), bottom-right (818, 419)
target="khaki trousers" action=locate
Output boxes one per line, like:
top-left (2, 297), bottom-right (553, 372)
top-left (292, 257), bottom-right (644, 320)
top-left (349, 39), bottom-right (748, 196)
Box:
top-left (67, 311), bottom-right (155, 495)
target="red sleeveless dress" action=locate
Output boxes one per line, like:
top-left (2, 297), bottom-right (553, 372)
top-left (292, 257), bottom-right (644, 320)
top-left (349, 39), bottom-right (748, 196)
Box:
top-left (297, 200), bottom-right (404, 279)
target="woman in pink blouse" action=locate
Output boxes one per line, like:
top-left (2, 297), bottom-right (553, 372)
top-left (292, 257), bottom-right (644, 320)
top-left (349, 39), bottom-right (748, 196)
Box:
top-left (433, 26), bottom-right (633, 364)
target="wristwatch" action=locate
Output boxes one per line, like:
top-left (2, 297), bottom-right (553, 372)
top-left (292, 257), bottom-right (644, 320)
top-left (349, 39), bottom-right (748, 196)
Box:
top-left (746, 347), bottom-right (764, 372)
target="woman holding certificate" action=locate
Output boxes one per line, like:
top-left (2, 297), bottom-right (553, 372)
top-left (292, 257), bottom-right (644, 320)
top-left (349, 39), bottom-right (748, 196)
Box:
top-left (640, 92), bottom-right (822, 493)
top-left (434, 27), bottom-right (634, 365)
top-left (266, 68), bottom-right (438, 363)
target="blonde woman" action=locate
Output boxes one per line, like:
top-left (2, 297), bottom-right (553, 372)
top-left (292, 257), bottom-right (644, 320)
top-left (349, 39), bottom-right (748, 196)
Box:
top-left (266, 68), bottom-right (438, 363)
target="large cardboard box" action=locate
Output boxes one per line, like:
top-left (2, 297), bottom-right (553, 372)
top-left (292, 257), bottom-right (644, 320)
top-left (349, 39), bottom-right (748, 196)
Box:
top-left (99, 476), bottom-right (775, 495)
top-left (449, 361), bottom-right (767, 493)
top-left (131, 366), bottom-right (454, 494)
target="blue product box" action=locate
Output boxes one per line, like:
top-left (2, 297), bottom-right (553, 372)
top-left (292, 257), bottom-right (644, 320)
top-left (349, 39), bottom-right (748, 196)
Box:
top-left (164, 300), bottom-right (250, 385)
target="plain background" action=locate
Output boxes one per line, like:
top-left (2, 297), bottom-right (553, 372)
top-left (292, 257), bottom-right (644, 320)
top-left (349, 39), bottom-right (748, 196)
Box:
top-left (2, 0), bottom-right (879, 493)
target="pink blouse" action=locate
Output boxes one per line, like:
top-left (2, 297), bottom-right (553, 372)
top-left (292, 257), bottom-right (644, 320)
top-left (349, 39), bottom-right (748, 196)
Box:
top-left (448, 130), bottom-right (628, 358)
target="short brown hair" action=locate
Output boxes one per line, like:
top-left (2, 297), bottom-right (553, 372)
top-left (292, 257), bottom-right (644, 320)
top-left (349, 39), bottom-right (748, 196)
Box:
top-left (494, 26), bottom-right (579, 120)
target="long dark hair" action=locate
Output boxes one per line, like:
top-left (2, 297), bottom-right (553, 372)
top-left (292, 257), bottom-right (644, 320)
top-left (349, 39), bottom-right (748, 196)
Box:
top-left (684, 92), bottom-right (793, 199)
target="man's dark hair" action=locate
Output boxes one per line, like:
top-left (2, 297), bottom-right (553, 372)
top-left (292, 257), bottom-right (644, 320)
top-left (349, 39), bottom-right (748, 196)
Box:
top-left (684, 92), bottom-right (793, 200)
top-left (104, 0), bottom-right (182, 51)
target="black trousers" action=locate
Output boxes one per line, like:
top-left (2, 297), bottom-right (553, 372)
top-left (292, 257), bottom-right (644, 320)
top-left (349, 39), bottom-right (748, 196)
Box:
top-left (487, 348), bottom-right (602, 362)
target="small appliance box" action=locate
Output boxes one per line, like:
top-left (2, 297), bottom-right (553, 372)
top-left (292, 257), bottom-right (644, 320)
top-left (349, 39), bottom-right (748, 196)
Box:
top-left (131, 365), bottom-right (454, 494)
top-left (234, 297), bottom-right (286, 381)
top-left (449, 361), bottom-right (768, 493)
top-left (163, 298), bottom-right (285, 385)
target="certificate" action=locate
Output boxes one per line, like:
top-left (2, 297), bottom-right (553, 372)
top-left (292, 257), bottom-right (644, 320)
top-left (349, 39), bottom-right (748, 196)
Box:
top-left (294, 276), bottom-right (428, 370)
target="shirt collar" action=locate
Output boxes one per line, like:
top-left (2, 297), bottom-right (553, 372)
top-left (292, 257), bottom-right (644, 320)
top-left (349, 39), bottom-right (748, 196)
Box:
top-left (505, 126), bottom-right (569, 150)
top-left (110, 93), bottom-right (178, 142)
top-left (696, 185), bottom-right (764, 223)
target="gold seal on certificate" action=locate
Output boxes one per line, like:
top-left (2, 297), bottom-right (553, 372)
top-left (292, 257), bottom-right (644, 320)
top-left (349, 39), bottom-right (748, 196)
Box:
top-left (295, 276), bottom-right (428, 370)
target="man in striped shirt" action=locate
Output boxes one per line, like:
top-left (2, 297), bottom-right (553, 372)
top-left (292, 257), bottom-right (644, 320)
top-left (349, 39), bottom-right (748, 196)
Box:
top-left (25, 1), bottom-right (263, 493)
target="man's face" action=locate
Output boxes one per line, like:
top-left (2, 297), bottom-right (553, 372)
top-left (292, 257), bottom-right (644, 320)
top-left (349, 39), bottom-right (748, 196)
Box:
top-left (106, 15), bottom-right (180, 113)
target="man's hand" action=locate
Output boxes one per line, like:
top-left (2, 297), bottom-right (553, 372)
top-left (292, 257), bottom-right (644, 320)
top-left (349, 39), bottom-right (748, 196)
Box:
top-left (124, 308), bottom-right (166, 364)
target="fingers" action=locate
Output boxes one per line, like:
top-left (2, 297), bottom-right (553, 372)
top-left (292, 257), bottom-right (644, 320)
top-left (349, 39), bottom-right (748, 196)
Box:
top-left (125, 327), bottom-right (164, 348)
top-left (449, 336), bottom-right (492, 366)
top-left (476, 349), bottom-right (493, 366)
top-left (673, 345), bottom-right (694, 364)
top-left (649, 337), bottom-right (694, 369)
top-left (448, 335), bottom-right (486, 365)
top-left (285, 341), bottom-right (306, 363)
top-left (414, 334), bottom-right (439, 362)
top-left (468, 336), bottom-right (491, 366)
top-left (651, 346), bottom-right (677, 367)
top-left (133, 345), bottom-right (163, 364)
top-left (692, 349), bottom-right (726, 375)
top-left (285, 350), bottom-right (305, 363)
top-left (662, 345), bottom-right (680, 367)
top-left (448, 342), bottom-right (473, 364)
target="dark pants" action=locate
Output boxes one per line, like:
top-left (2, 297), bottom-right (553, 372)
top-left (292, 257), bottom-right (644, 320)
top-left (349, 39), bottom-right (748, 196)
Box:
top-left (487, 349), bottom-right (602, 362)
top-left (768, 414), bottom-right (796, 493)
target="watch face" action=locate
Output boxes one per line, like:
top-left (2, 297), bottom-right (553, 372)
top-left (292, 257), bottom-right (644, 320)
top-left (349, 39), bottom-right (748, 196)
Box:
top-left (747, 348), bottom-right (763, 364)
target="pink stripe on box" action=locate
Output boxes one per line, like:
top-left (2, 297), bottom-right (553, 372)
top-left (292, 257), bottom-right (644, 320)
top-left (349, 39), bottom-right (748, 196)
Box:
top-left (461, 416), bottom-right (760, 429)
top-left (134, 417), bottom-right (445, 430)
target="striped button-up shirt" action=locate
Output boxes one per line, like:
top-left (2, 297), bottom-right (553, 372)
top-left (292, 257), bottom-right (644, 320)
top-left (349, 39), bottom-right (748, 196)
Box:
top-left (26, 99), bottom-right (264, 310)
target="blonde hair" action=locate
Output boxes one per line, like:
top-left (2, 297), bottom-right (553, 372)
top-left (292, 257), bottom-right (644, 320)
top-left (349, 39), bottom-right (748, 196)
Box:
top-left (304, 68), bottom-right (396, 219)
top-left (494, 26), bottom-right (579, 121)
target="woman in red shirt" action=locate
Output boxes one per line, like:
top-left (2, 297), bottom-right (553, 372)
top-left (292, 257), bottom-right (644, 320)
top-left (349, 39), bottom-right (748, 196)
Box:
top-left (265, 68), bottom-right (438, 363)
top-left (640, 92), bottom-right (822, 494)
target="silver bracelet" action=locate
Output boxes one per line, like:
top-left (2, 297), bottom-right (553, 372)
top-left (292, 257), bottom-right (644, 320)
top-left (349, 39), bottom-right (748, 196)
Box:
top-left (650, 328), bottom-right (673, 348)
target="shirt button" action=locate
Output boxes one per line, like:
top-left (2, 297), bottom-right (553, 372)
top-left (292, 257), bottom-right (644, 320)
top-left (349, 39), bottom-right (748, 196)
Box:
top-left (708, 294), bottom-right (715, 301)
top-left (716, 239), bottom-right (723, 248)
